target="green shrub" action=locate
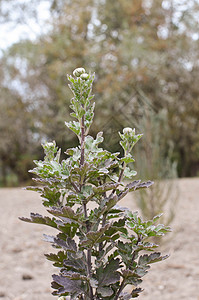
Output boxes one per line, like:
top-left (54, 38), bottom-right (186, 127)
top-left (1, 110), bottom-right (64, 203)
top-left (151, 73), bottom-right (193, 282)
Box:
top-left (20, 68), bottom-right (170, 299)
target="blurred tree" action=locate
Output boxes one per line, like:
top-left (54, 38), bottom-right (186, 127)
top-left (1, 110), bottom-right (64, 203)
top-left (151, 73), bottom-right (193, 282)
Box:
top-left (0, 74), bottom-right (38, 185)
top-left (134, 107), bottom-right (178, 228)
top-left (0, 0), bottom-right (199, 184)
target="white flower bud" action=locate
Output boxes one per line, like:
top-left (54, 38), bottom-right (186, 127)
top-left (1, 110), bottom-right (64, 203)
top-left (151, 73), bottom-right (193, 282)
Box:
top-left (123, 127), bottom-right (133, 134)
top-left (80, 73), bottom-right (89, 80)
top-left (58, 297), bottom-right (66, 300)
top-left (46, 142), bottom-right (54, 147)
top-left (73, 67), bottom-right (86, 77)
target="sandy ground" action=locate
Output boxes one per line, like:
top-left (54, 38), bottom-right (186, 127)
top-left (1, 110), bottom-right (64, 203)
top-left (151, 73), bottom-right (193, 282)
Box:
top-left (0, 178), bottom-right (199, 300)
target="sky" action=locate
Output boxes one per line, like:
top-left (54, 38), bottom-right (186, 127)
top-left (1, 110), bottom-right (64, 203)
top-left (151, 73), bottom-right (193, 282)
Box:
top-left (0, 0), bottom-right (198, 54)
top-left (0, 1), bottom-right (51, 51)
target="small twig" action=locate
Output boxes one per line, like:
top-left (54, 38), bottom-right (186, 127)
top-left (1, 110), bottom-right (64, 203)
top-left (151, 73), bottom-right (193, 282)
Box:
top-left (113, 278), bottom-right (126, 300)
top-left (71, 180), bottom-right (80, 193)
top-left (110, 162), bottom-right (126, 198)
top-left (118, 162), bottom-right (126, 183)
top-left (98, 176), bottom-right (107, 252)
top-left (80, 115), bottom-right (85, 166)
top-left (130, 234), bottom-right (142, 267)
top-left (99, 213), bottom-right (107, 252)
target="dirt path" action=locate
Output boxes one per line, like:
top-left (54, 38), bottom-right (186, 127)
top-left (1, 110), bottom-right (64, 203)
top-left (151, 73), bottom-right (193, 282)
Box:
top-left (0, 178), bottom-right (199, 299)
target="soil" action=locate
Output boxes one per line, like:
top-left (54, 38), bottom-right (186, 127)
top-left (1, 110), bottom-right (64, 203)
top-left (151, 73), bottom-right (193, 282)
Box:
top-left (0, 178), bottom-right (199, 300)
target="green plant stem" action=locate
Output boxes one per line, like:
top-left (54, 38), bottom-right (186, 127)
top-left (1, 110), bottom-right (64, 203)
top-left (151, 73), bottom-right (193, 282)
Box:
top-left (80, 115), bottom-right (85, 166)
top-left (80, 113), bottom-right (94, 300)
top-left (110, 162), bottom-right (126, 198)
top-left (82, 202), bottom-right (93, 298)
top-left (71, 180), bottom-right (80, 193)
top-left (114, 244), bottom-right (140, 300)
top-left (99, 213), bottom-right (107, 252)
top-left (87, 248), bottom-right (93, 295)
top-left (118, 162), bottom-right (126, 182)
top-left (113, 278), bottom-right (126, 300)
top-left (99, 180), bottom-right (107, 252)
top-left (114, 228), bottom-right (142, 299)
top-left (130, 235), bottom-right (142, 267)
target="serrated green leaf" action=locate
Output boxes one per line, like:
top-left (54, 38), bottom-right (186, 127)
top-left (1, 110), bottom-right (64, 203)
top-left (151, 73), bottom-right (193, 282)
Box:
top-left (45, 251), bottom-right (68, 267)
top-left (123, 167), bottom-right (137, 178)
top-left (97, 286), bottom-right (114, 297)
top-left (93, 182), bottom-right (120, 194)
top-left (63, 258), bottom-right (86, 272)
top-left (19, 213), bottom-right (57, 229)
top-left (131, 288), bottom-right (143, 298)
top-left (47, 206), bottom-right (83, 225)
top-left (96, 258), bottom-right (120, 287)
top-left (65, 121), bottom-right (81, 136)
top-left (121, 154), bottom-right (135, 164)
top-left (52, 274), bottom-right (86, 296)
top-left (105, 219), bottom-right (128, 238)
top-left (49, 236), bottom-right (77, 253)
top-left (121, 269), bottom-right (142, 286)
top-left (80, 224), bottom-right (110, 248)
top-left (60, 270), bottom-right (87, 281)
top-left (138, 252), bottom-right (169, 266)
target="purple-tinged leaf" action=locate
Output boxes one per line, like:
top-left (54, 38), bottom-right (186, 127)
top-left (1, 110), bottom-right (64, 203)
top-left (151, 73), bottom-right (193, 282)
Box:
top-left (45, 251), bottom-right (67, 267)
top-left (119, 291), bottom-right (143, 300)
top-left (118, 180), bottom-right (154, 201)
top-left (53, 237), bottom-right (77, 253)
top-left (138, 252), bottom-right (169, 266)
top-left (97, 286), bottom-right (114, 297)
top-left (51, 274), bottom-right (85, 296)
top-left (60, 270), bottom-right (87, 281)
top-left (63, 258), bottom-right (86, 272)
top-left (122, 269), bottom-right (138, 279)
top-left (93, 182), bottom-right (120, 194)
top-left (19, 213), bottom-right (58, 229)
top-left (121, 269), bottom-right (142, 286)
top-left (125, 180), bottom-right (141, 189)
top-left (47, 206), bottom-right (83, 225)
top-left (134, 181), bottom-right (154, 191)
top-left (96, 258), bottom-right (120, 287)
top-left (131, 288), bottom-right (144, 298)
top-left (80, 224), bottom-right (110, 248)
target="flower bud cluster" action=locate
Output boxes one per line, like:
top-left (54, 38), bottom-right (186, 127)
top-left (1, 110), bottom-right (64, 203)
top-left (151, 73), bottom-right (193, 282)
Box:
top-left (123, 127), bottom-right (135, 135)
top-left (46, 142), bottom-right (54, 148)
top-left (44, 141), bottom-right (56, 152)
top-left (42, 141), bottom-right (57, 161)
top-left (119, 127), bottom-right (143, 153)
top-left (80, 73), bottom-right (89, 80)
top-left (73, 67), bottom-right (89, 80)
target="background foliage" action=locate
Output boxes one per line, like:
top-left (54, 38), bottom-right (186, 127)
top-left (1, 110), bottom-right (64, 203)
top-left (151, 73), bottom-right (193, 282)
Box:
top-left (0, 0), bottom-right (199, 185)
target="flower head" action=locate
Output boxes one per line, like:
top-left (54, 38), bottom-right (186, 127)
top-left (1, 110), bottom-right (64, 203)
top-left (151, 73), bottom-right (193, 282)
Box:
top-left (123, 127), bottom-right (134, 135)
top-left (73, 67), bottom-right (86, 77)
top-left (80, 73), bottom-right (89, 80)
top-left (46, 142), bottom-right (54, 147)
